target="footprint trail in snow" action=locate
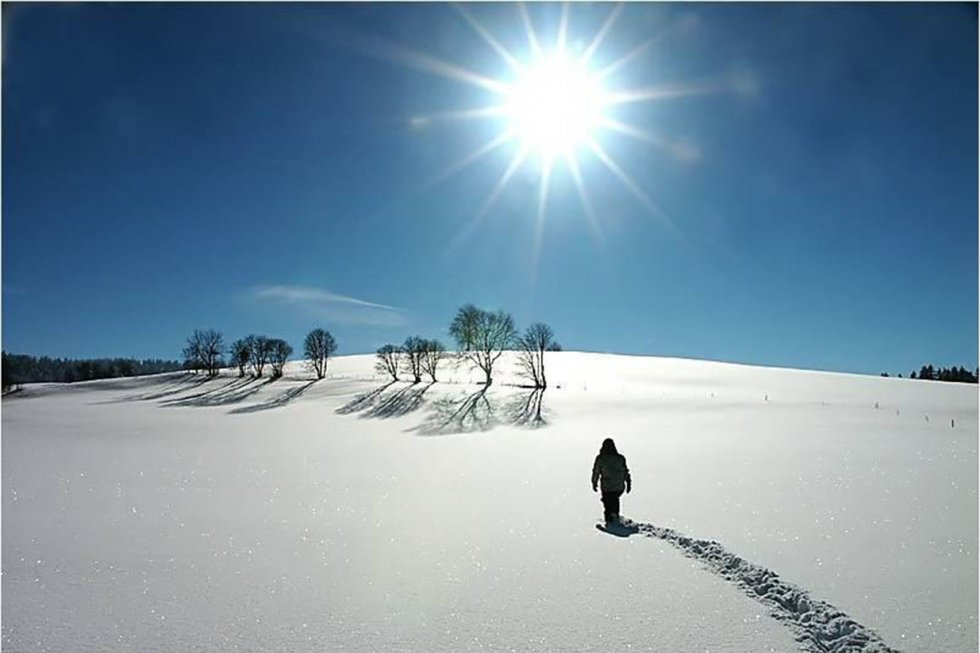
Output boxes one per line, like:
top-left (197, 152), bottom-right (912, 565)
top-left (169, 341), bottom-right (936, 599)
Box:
top-left (622, 520), bottom-right (900, 653)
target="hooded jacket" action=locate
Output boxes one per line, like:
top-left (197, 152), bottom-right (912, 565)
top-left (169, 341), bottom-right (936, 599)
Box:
top-left (592, 452), bottom-right (631, 494)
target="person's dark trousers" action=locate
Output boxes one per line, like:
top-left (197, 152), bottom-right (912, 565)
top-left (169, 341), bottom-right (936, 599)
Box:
top-left (601, 490), bottom-right (623, 522)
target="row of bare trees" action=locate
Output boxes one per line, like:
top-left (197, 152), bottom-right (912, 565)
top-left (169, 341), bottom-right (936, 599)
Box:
top-left (375, 338), bottom-right (447, 383)
top-left (186, 305), bottom-right (555, 387)
top-left (183, 328), bottom-right (337, 380)
top-left (451, 305), bottom-right (560, 388)
top-left (227, 335), bottom-right (293, 379)
top-left (375, 304), bottom-right (559, 388)
top-left (182, 329), bottom-right (226, 377)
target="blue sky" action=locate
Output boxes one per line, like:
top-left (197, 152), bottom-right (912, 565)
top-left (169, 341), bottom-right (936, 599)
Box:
top-left (3, 3), bottom-right (977, 375)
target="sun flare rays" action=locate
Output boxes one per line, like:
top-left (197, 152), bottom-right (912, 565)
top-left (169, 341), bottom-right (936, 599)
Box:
top-left (361, 3), bottom-right (729, 257)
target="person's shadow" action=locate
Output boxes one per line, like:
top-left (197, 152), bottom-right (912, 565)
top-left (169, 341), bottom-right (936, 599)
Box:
top-left (594, 520), bottom-right (639, 537)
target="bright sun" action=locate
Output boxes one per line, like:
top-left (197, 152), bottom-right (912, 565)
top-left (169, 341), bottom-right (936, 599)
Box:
top-left (504, 54), bottom-right (607, 162)
top-left (385, 3), bottom-right (725, 264)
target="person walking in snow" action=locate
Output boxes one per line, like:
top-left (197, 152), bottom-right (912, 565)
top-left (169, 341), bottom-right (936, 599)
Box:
top-left (592, 438), bottom-right (631, 524)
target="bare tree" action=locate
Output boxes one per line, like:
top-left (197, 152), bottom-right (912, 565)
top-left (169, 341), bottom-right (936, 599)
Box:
top-left (203, 330), bottom-right (225, 376)
top-left (245, 334), bottom-right (272, 378)
top-left (269, 339), bottom-right (293, 378)
top-left (403, 336), bottom-right (427, 383)
top-left (420, 338), bottom-right (446, 383)
top-left (304, 328), bottom-right (337, 380)
top-left (449, 305), bottom-right (516, 386)
top-left (449, 304), bottom-right (482, 350)
top-left (229, 338), bottom-right (251, 378)
top-left (182, 341), bottom-right (203, 374)
top-left (183, 329), bottom-right (224, 376)
top-left (517, 323), bottom-right (556, 388)
top-left (375, 344), bottom-right (401, 381)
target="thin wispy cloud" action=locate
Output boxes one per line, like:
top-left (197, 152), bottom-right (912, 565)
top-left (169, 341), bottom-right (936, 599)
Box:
top-left (248, 285), bottom-right (408, 326)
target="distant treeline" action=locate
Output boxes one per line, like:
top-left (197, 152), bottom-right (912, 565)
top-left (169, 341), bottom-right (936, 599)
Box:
top-left (2, 352), bottom-right (183, 388)
top-left (882, 364), bottom-right (978, 383)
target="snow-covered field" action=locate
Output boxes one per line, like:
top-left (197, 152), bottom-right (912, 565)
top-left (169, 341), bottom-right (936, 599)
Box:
top-left (3, 352), bottom-right (977, 652)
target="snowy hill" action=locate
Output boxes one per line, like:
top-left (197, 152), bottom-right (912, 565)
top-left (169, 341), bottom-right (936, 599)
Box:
top-left (3, 352), bottom-right (976, 652)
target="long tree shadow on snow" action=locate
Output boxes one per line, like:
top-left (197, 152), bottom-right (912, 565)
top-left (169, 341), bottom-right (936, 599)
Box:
top-left (412, 386), bottom-right (495, 435)
top-left (228, 379), bottom-right (319, 414)
top-left (95, 373), bottom-right (210, 404)
top-left (336, 381), bottom-right (433, 419)
top-left (335, 381), bottom-right (397, 415)
top-left (337, 382), bottom-right (548, 435)
top-left (162, 377), bottom-right (275, 408)
top-left (604, 520), bottom-right (899, 653)
top-left (410, 386), bottom-right (549, 435)
top-left (366, 382), bottom-right (434, 418)
top-left (503, 387), bottom-right (547, 428)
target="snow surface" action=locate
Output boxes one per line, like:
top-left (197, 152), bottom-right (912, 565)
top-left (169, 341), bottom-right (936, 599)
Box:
top-left (3, 352), bottom-right (977, 652)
